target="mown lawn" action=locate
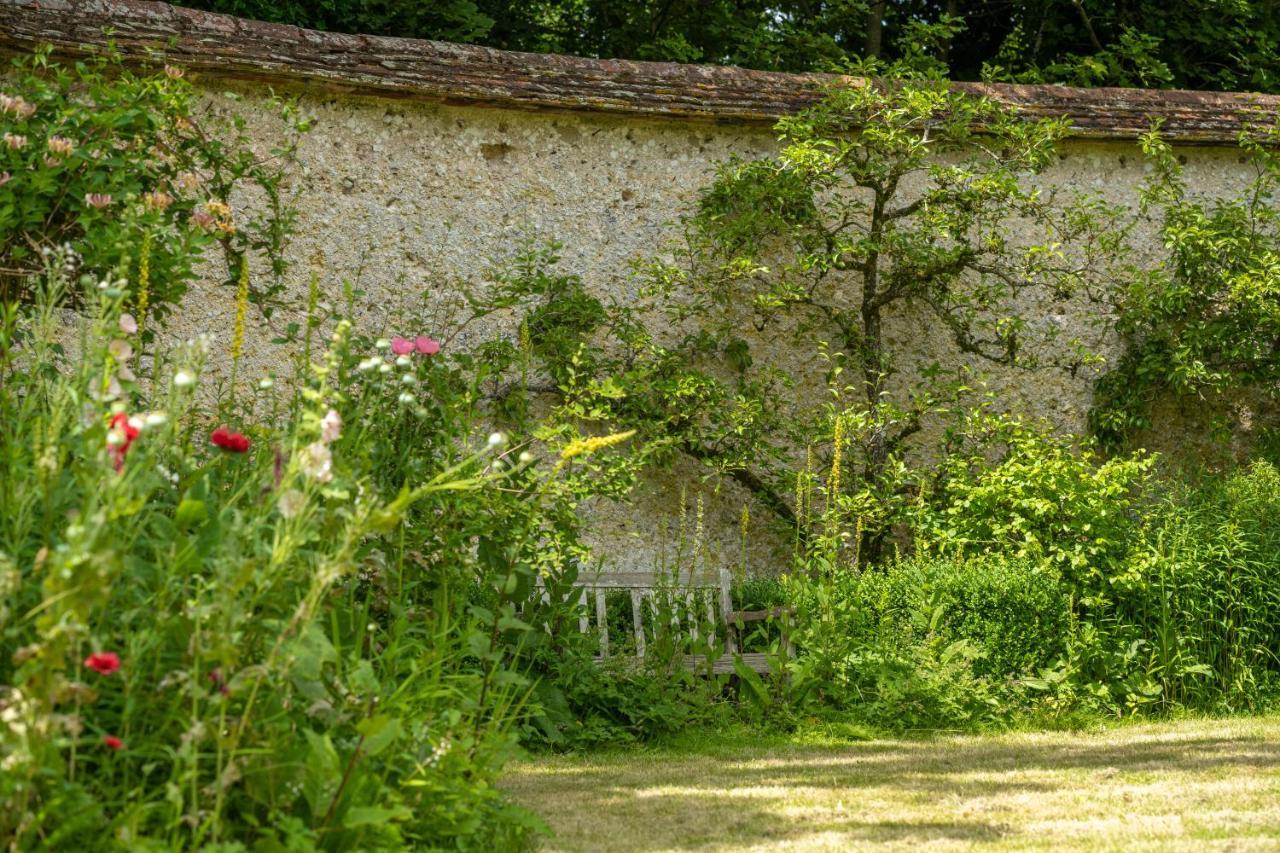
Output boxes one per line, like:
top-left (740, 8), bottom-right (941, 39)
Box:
top-left (505, 716), bottom-right (1280, 851)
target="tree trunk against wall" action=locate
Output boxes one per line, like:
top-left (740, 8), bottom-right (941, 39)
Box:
top-left (865, 0), bottom-right (885, 58)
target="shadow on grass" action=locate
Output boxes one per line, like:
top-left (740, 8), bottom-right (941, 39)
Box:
top-left (506, 724), bottom-right (1280, 850)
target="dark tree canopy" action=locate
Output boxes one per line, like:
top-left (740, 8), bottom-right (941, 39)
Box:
top-left (172, 1), bottom-right (1280, 93)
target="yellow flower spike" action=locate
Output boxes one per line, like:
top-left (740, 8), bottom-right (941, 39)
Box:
top-left (231, 257), bottom-right (249, 364)
top-left (558, 429), bottom-right (636, 462)
top-left (135, 233), bottom-right (151, 336)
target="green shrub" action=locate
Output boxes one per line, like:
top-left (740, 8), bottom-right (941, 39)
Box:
top-left (0, 49), bottom-right (305, 324)
top-left (1101, 461), bottom-right (1280, 711)
top-left (0, 257), bottom-right (649, 847)
top-left (914, 410), bottom-right (1154, 600)
top-left (857, 554), bottom-right (1071, 680)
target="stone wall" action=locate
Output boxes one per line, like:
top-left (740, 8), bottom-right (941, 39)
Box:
top-left (1, 0), bottom-right (1273, 573)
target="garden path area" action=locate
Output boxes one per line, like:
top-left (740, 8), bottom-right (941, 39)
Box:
top-left (505, 717), bottom-right (1280, 851)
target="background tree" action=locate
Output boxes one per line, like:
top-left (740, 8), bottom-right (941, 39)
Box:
top-left (174, 0), bottom-right (1280, 94)
top-left (477, 73), bottom-right (1121, 561)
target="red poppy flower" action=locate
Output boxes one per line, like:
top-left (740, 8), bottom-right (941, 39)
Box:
top-left (107, 413), bottom-right (140, 471)
top-left (102, 735), bottom-right (124, 750)
top-left (84, 651), bottom-right (121, 675)
top-left (210, 426), bottom-right (250, 453)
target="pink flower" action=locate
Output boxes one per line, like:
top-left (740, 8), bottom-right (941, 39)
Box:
top-left (390, 336), bottom-right (414, 356)
top-left (415, 336), bottom-right (441, 355)
top-left (85, 193), bottom-right (112, 209)
top-left (189, 208), bottom-right (216, 231)
top-left (319, 408), bottom-right (341, 444)
top-left (84, 651), bottom-right (121, 675)
top-left (164, 64), bottom-right (186, 80)
top-left (119, 313), bottom-right (138, 335)
top-left (0, 172), bottom-right (10, 188)
top-left (102, 735), bottom-right (124, 750)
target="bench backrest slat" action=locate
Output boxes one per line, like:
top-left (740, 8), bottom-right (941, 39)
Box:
top-left (536, 567), bottom-right (738, 660)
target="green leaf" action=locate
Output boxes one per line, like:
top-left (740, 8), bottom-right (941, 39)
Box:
top-left (356, 714), bottom-right (402, 758)
top-left (343, 805), bottom-right (412, 828)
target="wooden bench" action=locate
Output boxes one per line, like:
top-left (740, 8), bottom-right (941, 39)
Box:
top-left (563, 568), bottom-right (791, 675)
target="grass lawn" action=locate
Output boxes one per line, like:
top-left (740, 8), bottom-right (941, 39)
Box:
top-left (504, 716), bottom-right (1280, 851)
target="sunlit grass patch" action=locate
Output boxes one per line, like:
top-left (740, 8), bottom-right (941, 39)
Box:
top-left (506, 716), bottom-right (1280, 851)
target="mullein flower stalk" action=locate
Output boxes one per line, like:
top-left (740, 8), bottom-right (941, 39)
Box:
top-left (227, 256), bottom-right (250, 408)
top-left (135, 232), bottom-right (151, 337)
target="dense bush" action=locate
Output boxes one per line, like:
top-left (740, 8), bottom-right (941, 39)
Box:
top-left (914, 409), bottom-right (1154, 598)
top-left (854, 555), bottom-right (1071, 680)
top-left (0, 49), bottom-right (305, 322)
top-left (0, 260), bottom-right (588, 848)
top-left (1106, 461), bottom-right (1280, 710)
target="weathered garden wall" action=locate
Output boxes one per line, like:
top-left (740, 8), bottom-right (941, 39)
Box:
top-left (2, 0), bottom-right (1276, 572)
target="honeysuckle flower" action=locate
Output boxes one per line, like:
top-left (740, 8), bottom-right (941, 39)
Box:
top-left (319, 409), bottom-right (341, 443)
top-left (0, 94), bottom-right (35, 118)
top-left (299, 441), bottom-right (333, 483)
top-left (164, 64), bottom-right (185, 79)
top-left (84, 651), bottom-right (121, 675)
top-left (210, 426), bottom-right (250, 453)
top-left (278, 489), bottom-right (305, 519)
top-left (143, 190), bottom-right (173, 210)
top-left (0, 172), bottom-right (10, 188)
top-left (175, 171), bottom-right (199, 193)
top-left (3, 132), bottom-right (26, 150)
top-left (47, 136), bottom-right (74, 156)
top-left (189, 208), bottom-right (216, 231)
top-left (415, 336), bottom-right (441, 355)
top-left (391, 336), bottom-right (414, 356)
top-left (118, 313), bottom-right (138, 335)
top-left (43, 156), bottom-right (60, 168)
top-left (173, 370), bottom-right (196, 388)
top-left (85, 193), bottom-right (112, 209)
top-left (102, 735), bottom-right (124, 750)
